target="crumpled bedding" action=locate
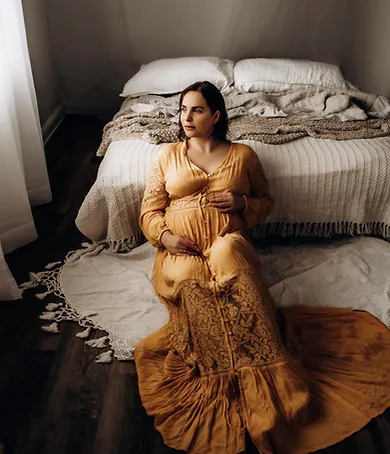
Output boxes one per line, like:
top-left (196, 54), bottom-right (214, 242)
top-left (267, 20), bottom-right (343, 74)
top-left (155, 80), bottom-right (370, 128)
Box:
top-left (96, 87), bottom-right (390, 157)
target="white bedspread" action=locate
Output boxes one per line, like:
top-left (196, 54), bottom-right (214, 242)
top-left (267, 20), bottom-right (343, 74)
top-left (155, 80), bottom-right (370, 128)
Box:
top-left (76, 136), bottom-right (390, 251)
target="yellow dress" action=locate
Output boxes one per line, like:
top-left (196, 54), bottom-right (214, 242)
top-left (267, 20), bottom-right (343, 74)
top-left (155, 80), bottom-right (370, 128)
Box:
top-left (134, 141), bottom-right (390, 454)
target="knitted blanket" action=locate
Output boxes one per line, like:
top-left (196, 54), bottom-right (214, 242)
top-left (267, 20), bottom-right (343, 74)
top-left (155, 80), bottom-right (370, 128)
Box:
top-left (77, 136), bottom-right (390, 252)
top-left (96, 88), bottom-right (390, 157)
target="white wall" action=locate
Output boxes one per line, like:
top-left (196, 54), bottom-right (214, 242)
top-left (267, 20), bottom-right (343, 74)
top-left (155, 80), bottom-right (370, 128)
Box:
top-left (46, 0), bottom-right (353, 114)
top-left (22, 0), bottom-right (62, 127)
top-left (122, 0), bottom-right (349, 63)
top-left (23, 0), bottom-right (390, 117)
top-left (340, 0), bottom-right (390, 97)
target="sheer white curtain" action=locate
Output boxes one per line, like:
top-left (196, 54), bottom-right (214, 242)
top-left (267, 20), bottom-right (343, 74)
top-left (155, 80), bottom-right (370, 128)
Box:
top-left (0, 0), bottom-right (52, 300)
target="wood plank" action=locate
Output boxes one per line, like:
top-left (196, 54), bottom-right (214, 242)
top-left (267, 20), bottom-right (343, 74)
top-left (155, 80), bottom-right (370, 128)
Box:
top-left (368, 410), bottom-right (390, 453)
top-left (93, 361), bottom-right (143, 454)
top-left (14, 324), bottom-right (110, 454)
top-left (0, 350), bottom-right (55, 454)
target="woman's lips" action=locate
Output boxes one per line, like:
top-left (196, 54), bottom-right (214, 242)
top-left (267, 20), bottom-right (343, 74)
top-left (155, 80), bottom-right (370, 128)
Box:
top-left (184, 126), bottom-right (195, 130)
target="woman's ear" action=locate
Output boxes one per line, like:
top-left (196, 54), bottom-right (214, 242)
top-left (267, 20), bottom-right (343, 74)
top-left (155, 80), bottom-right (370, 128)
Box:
top-left (213, 111), bottom-right (221, 124)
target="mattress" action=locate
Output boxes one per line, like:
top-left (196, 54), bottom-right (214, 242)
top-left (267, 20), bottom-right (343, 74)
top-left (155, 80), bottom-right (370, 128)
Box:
top-left (76, 136), bottom-right (390, 251)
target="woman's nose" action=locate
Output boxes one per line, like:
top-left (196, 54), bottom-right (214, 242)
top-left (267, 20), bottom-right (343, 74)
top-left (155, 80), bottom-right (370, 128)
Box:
top-left (184, 111), bottom-right (192, 122)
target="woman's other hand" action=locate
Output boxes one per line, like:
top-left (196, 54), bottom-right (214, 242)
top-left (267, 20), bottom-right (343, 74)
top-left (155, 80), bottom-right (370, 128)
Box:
top-left (161, 231), bottom-right (201, 256)
top-left (207, 192), bottom-right (246, 213)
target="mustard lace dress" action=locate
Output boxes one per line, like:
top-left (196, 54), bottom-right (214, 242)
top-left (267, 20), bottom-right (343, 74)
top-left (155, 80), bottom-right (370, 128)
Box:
top-left (134, 141), bottom-right (390, 454)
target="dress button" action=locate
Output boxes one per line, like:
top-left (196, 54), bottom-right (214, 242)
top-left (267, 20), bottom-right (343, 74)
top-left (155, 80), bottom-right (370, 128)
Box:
top-left (228, 331), bottom-right (233, 336)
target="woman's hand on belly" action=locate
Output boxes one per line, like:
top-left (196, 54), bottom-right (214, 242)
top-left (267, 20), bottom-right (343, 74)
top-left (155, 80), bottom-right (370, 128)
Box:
top-left (207, 192), bottom-right (246, 213)
top-left (161, 231), bottom-right (202, 256)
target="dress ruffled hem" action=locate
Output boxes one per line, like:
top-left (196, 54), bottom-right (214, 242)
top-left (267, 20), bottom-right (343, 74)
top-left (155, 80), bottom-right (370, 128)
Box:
top-left (135, 306), bottom-right (390, 454)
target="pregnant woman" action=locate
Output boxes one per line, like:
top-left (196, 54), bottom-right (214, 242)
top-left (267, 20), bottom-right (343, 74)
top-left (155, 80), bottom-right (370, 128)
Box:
top-left (134, 81), bottom-right (390, 454)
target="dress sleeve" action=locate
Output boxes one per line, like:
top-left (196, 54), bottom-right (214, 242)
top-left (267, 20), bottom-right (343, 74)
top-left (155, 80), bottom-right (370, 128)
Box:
top-left (139, 151), bottom-right (171, 247)
top-left (242, 154), bottom-right (273, 230)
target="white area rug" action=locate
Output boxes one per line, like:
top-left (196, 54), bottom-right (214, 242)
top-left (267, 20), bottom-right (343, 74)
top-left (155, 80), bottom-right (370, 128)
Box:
top-left (26, 237), bottom-right (390, 363)
top-left (61, 242), bottom-right (167, 360)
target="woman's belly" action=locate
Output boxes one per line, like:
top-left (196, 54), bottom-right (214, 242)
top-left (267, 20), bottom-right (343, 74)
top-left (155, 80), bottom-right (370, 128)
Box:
top-left (164, 206), bottom-right (245, 251)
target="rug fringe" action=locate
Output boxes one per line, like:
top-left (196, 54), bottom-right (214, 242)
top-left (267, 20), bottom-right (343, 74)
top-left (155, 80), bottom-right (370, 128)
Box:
top-left (19, 245), bottom-right (124, 363)
top-left (36, 291), bottom-right (50, 300)
top-left (45, 303), bottom-right (61, 311)
top-left (40, 311), bottom-right (57, 321)
top-left (45, 261), bottom-right (62, 270)
top-left (85, 336), bottom-right (109, 348)
top-left (41, 322), bottom-right (59, 333)
top-left (95, 350), bottom-right (113, 364)
top-left (76, 327), bottom-right (92, 339)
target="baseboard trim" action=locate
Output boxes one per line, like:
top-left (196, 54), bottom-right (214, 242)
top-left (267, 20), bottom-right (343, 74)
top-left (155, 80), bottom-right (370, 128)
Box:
top-left (42, 105), bottom-right (66, 144)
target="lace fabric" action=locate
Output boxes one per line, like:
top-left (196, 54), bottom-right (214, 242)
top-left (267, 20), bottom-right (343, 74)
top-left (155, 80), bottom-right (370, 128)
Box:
top-left (166, 270), bottom-right (286, 376)
top-left (139, 154), bottom-right (170, 247)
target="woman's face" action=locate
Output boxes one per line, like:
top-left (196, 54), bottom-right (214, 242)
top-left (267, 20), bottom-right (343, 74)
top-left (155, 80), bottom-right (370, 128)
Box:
top-left (180, 91), bottom-right (220, 139)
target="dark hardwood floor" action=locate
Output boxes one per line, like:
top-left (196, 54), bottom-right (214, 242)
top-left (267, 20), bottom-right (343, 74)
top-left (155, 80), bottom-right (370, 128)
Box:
top-left (1, 115), bottom-right (390, 454)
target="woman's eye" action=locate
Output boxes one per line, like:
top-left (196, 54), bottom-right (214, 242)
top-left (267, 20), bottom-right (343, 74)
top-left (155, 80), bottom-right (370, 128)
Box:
top-left (180, 107), bottom-right (202, 113)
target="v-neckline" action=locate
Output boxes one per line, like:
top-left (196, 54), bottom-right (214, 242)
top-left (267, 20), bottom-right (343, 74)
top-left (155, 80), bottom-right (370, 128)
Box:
top-left (183, 141), bottom-right (233, 177)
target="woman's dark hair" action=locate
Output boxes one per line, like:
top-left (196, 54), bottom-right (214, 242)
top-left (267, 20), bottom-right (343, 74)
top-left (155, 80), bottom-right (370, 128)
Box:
top-left (178, 81), bottom-right (229, 142)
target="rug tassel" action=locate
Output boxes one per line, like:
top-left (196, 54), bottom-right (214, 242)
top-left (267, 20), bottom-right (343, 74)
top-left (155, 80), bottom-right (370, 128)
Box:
top-left (76, 327), bottom-right (91, 339)
top-left (20, 273), bottom-right (42, 290)
top-left (45, 303), bottom-right (61, 311)
top-left (19, 280), bottom-right (35, 290)
top-left (41, 323), bottom-right (59, 333)
top-left (39, 312), bottom-right (57, 321)
top-left (45, 261), bottom-right (62, 270)
top-left (85, 336), bottom-right (108, 348)
top-left (95, 350), bottom-right (113, 364)
top-left (36, 291), bottom-right (50, 300)
top-left (29, 272), bottom-right (42, 282)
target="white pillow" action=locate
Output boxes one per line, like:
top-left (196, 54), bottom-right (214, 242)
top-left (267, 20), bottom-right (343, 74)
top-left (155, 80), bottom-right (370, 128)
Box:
top-left (234, 58), bottom-right (348, 93)
top-left (121, 57), bottom-right (234, 97)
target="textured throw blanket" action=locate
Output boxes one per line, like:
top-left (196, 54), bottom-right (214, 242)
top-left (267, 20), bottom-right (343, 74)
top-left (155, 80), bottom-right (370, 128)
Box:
top-left (77, 134), bottom-right (390, 252)
top-left (96, 88), bottom-right (390, 157)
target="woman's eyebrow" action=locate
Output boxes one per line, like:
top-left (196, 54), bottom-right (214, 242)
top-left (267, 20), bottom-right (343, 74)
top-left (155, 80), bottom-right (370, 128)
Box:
top-left (181, 104), bottom-right (204, 110)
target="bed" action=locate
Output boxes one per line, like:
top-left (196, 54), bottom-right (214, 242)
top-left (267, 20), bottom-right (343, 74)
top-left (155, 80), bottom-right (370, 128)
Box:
top-left (75, 57), bottom-right (390, 251)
